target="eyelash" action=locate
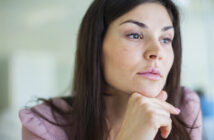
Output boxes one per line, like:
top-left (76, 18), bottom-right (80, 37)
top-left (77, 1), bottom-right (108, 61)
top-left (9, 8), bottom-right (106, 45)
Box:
top-left (126, 33), bottom-right (143, 40)
top-left (126, 33), bottom-right (173, 45)
top-left (160, 38), bottom-right (172, 45)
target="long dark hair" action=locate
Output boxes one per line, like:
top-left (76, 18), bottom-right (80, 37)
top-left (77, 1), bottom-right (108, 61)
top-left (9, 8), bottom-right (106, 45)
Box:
top-left (32, 0), bottom-right (197, 140)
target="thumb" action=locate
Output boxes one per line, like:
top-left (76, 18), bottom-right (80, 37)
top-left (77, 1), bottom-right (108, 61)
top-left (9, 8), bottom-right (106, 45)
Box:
top-left (155, 90), bottom-right (167, 101)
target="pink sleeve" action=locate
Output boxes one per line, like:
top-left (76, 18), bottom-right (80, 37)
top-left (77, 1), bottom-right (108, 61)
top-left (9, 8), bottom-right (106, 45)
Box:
top-left (180, 87), bottom-right (202, 140)
top-left (22, 126), bottom-right (44, 140)
top-left (19, 98), bottom-right (69, 140)
top-left (19, 108), bottom-right (53, 140)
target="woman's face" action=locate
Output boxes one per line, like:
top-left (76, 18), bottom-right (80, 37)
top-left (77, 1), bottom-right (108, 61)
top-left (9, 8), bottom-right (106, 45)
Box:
top-left (102, 2), bottom-right (174, 97)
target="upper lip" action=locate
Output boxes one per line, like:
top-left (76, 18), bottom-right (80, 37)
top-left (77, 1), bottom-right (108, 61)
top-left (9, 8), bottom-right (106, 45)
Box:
top-left (137, 68), bottom-right (162, 76)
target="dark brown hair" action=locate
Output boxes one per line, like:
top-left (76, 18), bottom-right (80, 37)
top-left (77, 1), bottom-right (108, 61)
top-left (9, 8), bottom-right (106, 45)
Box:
top-left (32, 0), bottom-right (199, 140)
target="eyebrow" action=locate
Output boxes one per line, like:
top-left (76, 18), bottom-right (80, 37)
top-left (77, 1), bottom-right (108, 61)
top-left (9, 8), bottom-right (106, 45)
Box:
top-left (120, 20), bottom-right (148, 28)
top-left (120, 19), bottom-right (174, 32)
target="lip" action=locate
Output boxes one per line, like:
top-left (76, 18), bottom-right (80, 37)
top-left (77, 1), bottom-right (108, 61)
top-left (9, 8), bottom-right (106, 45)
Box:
top-left (137, 68), bottom-right (162, 80)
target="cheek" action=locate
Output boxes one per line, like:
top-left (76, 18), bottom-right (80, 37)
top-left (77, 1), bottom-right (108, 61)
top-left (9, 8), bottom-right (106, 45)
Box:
top-left (165, 49), bottom-right (174, 73)
top-left (103, 47), bottom-right (136, 77)
top-left (170, 51), bottom-right (175, 69)
top-left (102, 46), bottom-right (140, 92)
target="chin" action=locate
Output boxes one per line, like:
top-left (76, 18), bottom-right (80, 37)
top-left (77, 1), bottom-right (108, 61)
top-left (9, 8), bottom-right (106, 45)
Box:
top-left (135, 87), bottom-right (162, 98)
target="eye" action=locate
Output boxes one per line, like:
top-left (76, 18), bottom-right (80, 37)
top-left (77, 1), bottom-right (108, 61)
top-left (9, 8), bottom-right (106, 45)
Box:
top-left (160, 38), bottom-right (172, 44)
top-left (127, 33), bottom-right (143, 40)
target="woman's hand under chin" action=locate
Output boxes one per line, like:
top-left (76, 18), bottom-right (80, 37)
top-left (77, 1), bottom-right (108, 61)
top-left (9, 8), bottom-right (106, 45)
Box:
top-left (115, 90), bottom-right (180, 140)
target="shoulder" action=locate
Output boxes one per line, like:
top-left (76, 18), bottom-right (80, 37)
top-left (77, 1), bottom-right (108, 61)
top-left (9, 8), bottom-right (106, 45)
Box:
top-left (19, 98), bottom-right (72, 140)
top-left (180, 87), bottom-right (201, 120)
top-left (180, 87), bottom-right (202, 139)
top-left (182, 87), bottom-right (200, 103)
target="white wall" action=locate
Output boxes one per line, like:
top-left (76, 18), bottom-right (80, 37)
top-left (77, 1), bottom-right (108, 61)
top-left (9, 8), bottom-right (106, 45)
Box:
top-left (0, 1), bottom-right (92, 140)
top-left (180, 0), bottom-right (214, 97)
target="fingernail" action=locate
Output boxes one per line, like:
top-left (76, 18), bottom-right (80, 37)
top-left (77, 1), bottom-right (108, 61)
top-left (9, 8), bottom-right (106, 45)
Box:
top-left (175, 108), bottom-right (180, 114)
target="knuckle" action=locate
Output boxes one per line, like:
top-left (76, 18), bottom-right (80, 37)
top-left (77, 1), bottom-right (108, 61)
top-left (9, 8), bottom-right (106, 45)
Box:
top-left (148, 111), bottom-right (157, 123)
top-left (130, 92), bottom-right (141, 101)
top-left (149, 115), bottom-right (159, 129)
top-left (140, 102), bottom-right (151, 113)
top-left (136, 96), bottom-right (147, 105)
top-left (128, 93), bottom-right (144, 106)
top-left (128, 93), bottom-right (138, 103)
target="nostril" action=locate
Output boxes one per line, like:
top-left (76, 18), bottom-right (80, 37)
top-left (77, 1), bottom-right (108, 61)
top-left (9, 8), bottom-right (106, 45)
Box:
top-left (149, 55), bottom-right (157, 59)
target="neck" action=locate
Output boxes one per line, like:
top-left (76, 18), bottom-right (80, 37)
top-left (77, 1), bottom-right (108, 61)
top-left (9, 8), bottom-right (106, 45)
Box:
top-left (104, 87), bottom-right (131, 135)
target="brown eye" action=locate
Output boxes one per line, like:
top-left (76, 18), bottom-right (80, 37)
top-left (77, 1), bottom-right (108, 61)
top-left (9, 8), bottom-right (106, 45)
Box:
top-left (127, 33), bottom-right (143, 40)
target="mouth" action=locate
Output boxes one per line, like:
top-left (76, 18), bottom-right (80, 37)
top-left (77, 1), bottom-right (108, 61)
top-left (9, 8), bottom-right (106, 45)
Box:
top-left (137, 68), bottom-right (162, 81)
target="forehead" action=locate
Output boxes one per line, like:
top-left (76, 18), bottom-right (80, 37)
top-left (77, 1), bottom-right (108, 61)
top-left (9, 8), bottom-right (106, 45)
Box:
top-left (113, 2), bottom-right (173, 30)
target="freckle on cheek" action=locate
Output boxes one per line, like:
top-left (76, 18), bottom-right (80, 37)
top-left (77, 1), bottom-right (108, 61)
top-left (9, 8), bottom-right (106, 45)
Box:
top-left (122, 47), bottom-right (129, 52)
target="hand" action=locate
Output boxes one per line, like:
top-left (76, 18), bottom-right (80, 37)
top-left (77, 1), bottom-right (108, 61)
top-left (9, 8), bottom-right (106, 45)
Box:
top-left (115, 91), bottom-right (180, 140)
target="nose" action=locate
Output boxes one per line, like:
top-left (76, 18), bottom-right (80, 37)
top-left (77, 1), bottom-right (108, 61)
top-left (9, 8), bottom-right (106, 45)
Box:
top-left (144, 40), bottom-right (163, 61)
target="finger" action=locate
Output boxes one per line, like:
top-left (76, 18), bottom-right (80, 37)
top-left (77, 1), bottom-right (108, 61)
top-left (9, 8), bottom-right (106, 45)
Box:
top-left (155, 90), bottom-right (167, 101)
top-left (152, 99), bottom-right (180, 115)
top-left (150, 105), bottom-right (171, 118)
top-left (160, 122), bottom-right (172, 139)
top-left (128, 92), bottom-right (146, 106)
top-left (129, 92), bottom-right (144, 102)
top-left (156, 116), bottom-right (172, 139)
top-left (132, 92), bottom-right (180, 115)
top-left (148, 114), bottom-right (172, 138)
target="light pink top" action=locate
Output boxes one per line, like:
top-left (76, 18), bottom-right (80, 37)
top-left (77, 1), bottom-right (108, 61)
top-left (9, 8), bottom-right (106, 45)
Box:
top-left (19, 88), bottom-right (202, 140)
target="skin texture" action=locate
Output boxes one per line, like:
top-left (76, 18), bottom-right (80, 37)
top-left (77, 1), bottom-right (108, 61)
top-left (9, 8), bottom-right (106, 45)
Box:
top-left (102, 2), bottom-right (174, 98)
top-left (102, 2), bottom-right (180, 140)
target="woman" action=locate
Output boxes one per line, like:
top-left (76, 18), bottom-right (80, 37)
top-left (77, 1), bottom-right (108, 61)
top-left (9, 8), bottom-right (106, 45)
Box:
top-left (19, 0), bottom-right (202, 140)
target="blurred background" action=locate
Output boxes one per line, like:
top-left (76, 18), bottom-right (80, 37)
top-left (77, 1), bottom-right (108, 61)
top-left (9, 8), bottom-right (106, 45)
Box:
top-left (0, 0), bottom-right (213, 139)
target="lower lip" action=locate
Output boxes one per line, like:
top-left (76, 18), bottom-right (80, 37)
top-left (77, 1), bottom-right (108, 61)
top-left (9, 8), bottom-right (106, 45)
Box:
top-left (137, 73), bottom-right (161, 80)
